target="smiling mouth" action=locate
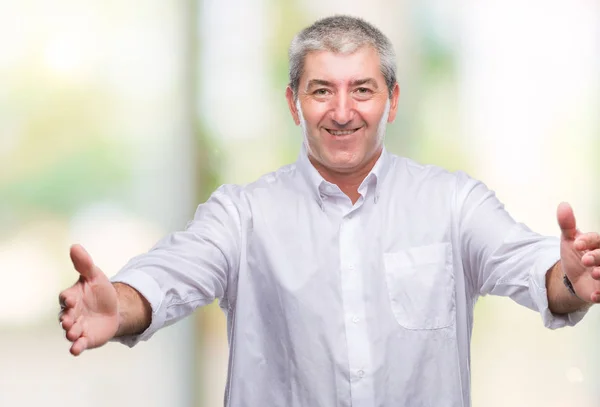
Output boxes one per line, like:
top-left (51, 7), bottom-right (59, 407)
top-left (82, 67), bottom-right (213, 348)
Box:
top-left (325, 127), bottom-right (361, 136)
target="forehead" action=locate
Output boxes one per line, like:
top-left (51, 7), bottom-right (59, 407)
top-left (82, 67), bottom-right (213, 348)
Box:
top-left (301, 46), bottom-right (384, 86)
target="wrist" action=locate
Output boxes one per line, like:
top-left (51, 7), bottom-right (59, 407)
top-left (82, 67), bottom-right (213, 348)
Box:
top-left (112, 282), bottom-right (152, 337)
top-left (547, 261), bottom-right (591, 314)
top-left (562, 273), bottom-right (593, 311)
top-left (563, 273), bottom-right (584, 301)
top-left (112, 282), bottom-right (127, 337)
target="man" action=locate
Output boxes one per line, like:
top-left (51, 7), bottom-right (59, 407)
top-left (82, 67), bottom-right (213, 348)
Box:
top-left (59, 15), bottom-right (600, 407)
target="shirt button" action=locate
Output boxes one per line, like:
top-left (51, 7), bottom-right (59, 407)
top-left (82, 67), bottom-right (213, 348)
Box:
top-left (352, 316), bottom-right (360, 324)
top-left (348, 264), bottom-right (355, 270)
top-left (347, 214), bottom-right (353, 219)
top-left (357, 370), bottom-right (365, 378)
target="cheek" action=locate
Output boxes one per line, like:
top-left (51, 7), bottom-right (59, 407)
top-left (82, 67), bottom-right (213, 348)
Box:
top-left (301, 102), bottom-right (329, 126)
top-left (359, 105), bottom-right (385, 126)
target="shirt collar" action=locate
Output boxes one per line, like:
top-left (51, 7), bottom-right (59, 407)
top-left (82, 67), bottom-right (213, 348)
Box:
top-left (296, 142), bottom-right (391, 209)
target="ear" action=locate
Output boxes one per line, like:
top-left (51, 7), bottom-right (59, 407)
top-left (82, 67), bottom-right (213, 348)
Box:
top-left (387, 83), bottom-right (400, 123)
top-left (286, 86), bottom-right (301, 125)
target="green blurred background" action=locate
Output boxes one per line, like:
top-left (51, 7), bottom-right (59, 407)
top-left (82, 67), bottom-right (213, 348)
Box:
top-left (0, 1), bottom-right (598, 406)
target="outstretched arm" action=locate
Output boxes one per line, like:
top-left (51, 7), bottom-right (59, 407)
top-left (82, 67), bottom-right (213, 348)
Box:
top-left (60, 185), bottom-right (243, 352)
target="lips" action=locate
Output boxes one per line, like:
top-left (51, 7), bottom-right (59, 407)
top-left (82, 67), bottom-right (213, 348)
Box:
top-left (325, 127), bottom-right (362, 136)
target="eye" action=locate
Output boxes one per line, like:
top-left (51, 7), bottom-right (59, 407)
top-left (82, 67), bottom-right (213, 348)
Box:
top-left (356, 87), bottom-right (371, 94)
top-left (313, 88), bottom-right (330, 96)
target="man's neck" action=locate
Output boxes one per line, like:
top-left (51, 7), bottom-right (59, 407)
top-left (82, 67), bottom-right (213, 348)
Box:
top-left (309, 149), bottom-right (382, 204)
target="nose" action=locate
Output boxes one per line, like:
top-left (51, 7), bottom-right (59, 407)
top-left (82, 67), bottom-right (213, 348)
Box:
top-left (330, 92), bottom-right (355, 127)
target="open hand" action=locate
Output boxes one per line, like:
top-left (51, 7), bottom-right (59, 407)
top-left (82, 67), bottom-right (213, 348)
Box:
top-left (557, 202), bottom-right (600, 304)
top-left (58, 245), bottom-right (119, 355)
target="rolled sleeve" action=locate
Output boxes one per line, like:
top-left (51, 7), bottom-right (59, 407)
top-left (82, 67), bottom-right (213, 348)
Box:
top-left (110, 270), bottom-right (167, 347)
top-left (105, 184), bottom-right (243, 347)
top-left (457, 174), bottom-right (589, 329)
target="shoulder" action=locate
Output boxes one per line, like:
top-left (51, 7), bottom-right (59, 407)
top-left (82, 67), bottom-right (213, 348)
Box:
top-left (387, 153), bottom-right (473, 188)
top-left (244, 162), bottom-right (299, 194)
top-left (207, 162), bottom-right (303, 207)
top-left (386, 153), bottom-right (491, 208)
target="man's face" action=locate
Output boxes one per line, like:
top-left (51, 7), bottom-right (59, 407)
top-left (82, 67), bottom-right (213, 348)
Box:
top-left (287, 46), bottom-right (399, 174)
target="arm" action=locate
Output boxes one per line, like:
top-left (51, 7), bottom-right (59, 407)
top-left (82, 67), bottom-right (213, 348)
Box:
top-left (60, 185), bottom-right (242, 354)
top-left (457, 175), bottom-right (590, 328)
top-left (109, 185), bottom-right (242, 346)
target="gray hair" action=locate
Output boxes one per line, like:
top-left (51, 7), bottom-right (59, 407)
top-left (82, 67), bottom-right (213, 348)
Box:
top-left (289, 15), bottom-right (397, 100)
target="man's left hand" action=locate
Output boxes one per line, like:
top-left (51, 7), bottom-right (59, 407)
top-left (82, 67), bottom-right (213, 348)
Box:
top-left (558, 202), bottom-right (600, 304)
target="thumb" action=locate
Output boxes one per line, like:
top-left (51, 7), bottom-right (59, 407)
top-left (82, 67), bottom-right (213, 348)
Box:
top-left (70, 244), bottom-right (98, 279)
top-left (557, 202), bottom-right (577, 240)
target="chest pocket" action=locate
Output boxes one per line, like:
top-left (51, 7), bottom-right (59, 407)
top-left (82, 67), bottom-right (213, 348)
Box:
top-left (383, 242), bottom-right (455, 330)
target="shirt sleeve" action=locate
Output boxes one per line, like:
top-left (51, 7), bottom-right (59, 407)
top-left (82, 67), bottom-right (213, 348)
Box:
top-left (456, 173), bottom-right (588, 329)
top-left (110, 185), bottom-right (243, 347)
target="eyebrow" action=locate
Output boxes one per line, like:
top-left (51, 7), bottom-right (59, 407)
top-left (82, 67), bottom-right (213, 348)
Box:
top-left (350, 78), bottom-right (378, 88)
top-left (305, 78), bottom-right (379, 90)
top-left (306, 79), bottom-right (334, 89)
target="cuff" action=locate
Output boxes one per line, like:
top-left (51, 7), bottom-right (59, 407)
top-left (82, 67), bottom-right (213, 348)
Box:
top-left (110, 269), bottom-right (166, 347)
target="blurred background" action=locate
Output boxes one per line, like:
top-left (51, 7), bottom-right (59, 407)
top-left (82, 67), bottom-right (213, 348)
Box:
top-left (0, 0), bottom-right (598, 406)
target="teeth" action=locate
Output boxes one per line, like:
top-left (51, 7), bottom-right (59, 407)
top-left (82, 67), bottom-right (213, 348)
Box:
top-left (329, 129), bottom-right (357, 135)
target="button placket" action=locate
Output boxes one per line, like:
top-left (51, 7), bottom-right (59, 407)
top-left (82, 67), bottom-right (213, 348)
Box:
top-left (339, 212), bottom-right (373, 402)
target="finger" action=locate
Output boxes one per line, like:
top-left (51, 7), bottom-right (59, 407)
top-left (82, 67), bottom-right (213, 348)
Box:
top-left (582, 249), bottom-right (600, 268)
top-left (575, 232), bottom-right (600, 251)
top-left (592, 291), bottom-right (600, 303)
top-left (58, 293), bottom-right (66, 308)
top-left (59, 308), bottom-right (80, 331)
top-left (60, 313), bottom-right (74, 331)
top-left (557, 202), bottom-right (577, 240)
top-left (70, 336), bottom-right (88, 356)
top-left (66, 318), bottom-right (84, 342)
top-left (69, 244), bottom-right (98, 280)
top-left (58, 290), bottom-right (78, 310)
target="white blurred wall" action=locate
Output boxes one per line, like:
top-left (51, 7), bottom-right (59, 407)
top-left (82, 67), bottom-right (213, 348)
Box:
top-left (461, 1), bottom-right (600, 406)
top-left (0, 2), bottom-right (196, 406)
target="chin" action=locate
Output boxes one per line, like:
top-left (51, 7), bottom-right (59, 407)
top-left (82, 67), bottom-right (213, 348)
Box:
top-left (324, 155), bottom-right (362, 171)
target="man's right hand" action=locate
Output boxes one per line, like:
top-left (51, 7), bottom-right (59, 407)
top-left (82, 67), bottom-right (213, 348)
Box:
top-left (59, 244), bottom-right (119, 356)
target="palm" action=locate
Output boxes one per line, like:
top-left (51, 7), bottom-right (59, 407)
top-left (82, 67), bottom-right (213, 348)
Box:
top-left (78, 274), bottom-right (118, 344)
top-left (59, 245), bottom-right (119, 355)
top-left (558, 202), bottom-right (600, 303)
